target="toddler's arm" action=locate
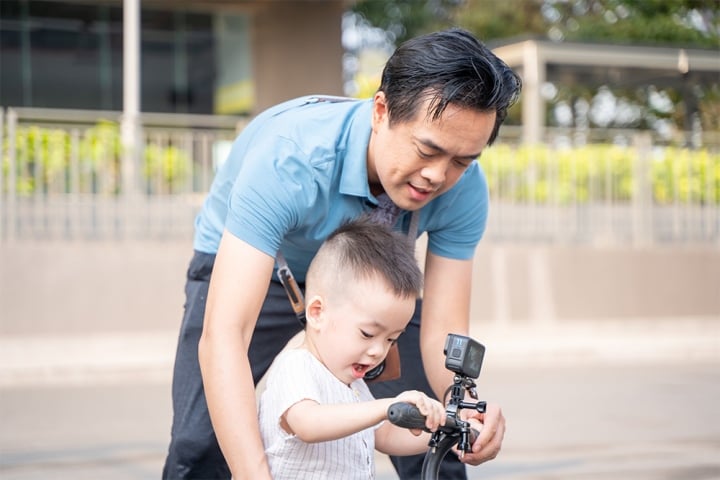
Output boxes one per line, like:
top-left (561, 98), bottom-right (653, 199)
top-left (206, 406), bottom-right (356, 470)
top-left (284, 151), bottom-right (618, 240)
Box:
top-left (282, 390), bottom-right (444, 446)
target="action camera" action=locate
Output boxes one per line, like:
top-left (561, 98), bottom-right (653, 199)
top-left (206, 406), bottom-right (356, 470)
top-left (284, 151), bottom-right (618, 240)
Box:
top-left (443, 334), bottom-right (485, 379)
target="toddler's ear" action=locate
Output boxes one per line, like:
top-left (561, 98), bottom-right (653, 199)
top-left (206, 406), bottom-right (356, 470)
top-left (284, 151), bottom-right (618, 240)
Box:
top-left (304, 295), bottom-right (325, 330)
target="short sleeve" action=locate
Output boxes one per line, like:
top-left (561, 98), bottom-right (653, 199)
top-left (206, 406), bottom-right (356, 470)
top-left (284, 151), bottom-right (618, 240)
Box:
top-left (225, 135), bottom-right (319, 257)
top-left (261, 350), bottom-right (327, 425)
top-left (425, 163), bottom-right (488, 260)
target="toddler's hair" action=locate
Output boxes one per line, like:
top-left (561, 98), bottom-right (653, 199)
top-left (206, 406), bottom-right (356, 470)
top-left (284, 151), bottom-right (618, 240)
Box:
top-left (307, 216), bottom-right (423, 299)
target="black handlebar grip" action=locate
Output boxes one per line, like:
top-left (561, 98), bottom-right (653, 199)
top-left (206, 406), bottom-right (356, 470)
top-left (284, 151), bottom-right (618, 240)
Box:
top-left (387, 402), bottom-right (428, 430)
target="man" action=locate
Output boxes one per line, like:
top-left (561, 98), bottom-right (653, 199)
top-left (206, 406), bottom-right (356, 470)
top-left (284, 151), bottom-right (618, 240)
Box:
top-left (163, 28), bottom-right (521, 479)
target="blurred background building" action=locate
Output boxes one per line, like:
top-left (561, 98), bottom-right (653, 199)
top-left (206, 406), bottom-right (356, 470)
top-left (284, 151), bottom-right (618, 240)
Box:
top-left (6, 1), bottom-right (715, 139)
top-left (0, 0), bottom-right (347, 115)
top-left (1, 0), bottom-right (718, 325)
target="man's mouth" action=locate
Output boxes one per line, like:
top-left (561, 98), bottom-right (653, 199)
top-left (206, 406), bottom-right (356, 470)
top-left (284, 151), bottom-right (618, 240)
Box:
top-left (408, 183), bottom-right (435, 201)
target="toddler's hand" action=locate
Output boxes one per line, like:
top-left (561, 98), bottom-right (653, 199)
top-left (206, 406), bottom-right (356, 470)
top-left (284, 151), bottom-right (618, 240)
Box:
top-left (393, 390), bottom-right (446, 433)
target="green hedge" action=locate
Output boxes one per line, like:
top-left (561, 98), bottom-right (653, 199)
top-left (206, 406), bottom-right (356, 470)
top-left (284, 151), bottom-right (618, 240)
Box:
top-left (4, 123), bottom-right (719, 205)
top-left (2, 121), bottom-right (191, 195)
top-left (480, 144), bottom-right (720, 205)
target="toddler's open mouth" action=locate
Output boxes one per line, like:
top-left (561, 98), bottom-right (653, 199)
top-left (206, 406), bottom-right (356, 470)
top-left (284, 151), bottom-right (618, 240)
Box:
top-left (352, 363), bottom-right (369, 379)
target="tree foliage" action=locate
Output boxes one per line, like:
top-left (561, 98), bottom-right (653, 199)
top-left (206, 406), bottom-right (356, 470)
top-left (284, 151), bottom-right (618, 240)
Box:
top-left (536, 0), bottom-right (720, 47)
top-left (450, 0), bottom-right (547, 41)
top-left (352, 0), bottom-right (720, 47)
top-left (350, 0), bottom-right (464, 44)
top-left (350, 0), bottom-right (719, 137)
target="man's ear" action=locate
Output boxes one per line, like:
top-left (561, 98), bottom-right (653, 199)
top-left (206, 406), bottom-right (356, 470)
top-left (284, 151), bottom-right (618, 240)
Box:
top-left (304, 295), bottom-right (325, 330)
top-left (372, 91), bottom-right (388, 132)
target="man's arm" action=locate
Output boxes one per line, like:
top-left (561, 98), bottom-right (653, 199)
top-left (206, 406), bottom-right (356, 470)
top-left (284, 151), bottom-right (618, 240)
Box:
top-left (421, 252), bottom-right (473, 399)
top-left (421, 251), bottom-right (505, 465)
top-left (198, 230), bottom-right (276, 480)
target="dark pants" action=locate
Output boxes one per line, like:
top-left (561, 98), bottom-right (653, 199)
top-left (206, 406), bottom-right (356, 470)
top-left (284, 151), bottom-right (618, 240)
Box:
top-left (162, 250), bottom-right (467, 480)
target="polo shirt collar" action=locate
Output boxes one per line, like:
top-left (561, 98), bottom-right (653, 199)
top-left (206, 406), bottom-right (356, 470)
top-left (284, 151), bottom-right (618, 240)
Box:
top-left (339, 99), bottom-right (377, 204)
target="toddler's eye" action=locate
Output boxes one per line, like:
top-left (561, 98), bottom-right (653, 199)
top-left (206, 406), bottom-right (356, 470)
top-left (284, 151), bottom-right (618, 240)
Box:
top-left (360, 330), bottom-right (373, 339)
top-left (388, 338), bottom-right (398, 345)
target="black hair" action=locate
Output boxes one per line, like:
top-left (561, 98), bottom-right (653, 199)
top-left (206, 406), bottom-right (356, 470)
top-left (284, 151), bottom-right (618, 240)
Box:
top-left (378, 28), bottom-right (522, 145)
top-left (314, 216), bottom-right (423, 299)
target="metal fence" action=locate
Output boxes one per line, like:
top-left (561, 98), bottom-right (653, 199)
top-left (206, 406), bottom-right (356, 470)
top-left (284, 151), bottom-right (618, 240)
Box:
top-left (1, 107), bottom-right (241, 242)
top-left (480, 133), bottom-right (720, 246)
top-left (1, 107), bottom-right (719, 246)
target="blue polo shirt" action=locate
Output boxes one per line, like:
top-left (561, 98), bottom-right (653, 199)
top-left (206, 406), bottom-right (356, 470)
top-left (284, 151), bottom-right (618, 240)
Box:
top-left (193, 95), bottom-right (488, 282)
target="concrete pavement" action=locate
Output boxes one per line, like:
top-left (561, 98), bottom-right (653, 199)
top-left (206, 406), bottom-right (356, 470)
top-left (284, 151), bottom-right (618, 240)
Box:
top-left (2, 361), bottom-right (719, 479)
top-left (1, 317), bottom-right (719, 479)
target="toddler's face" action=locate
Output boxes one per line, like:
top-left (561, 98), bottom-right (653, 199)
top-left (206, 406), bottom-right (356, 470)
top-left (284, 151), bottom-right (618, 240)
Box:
top-left (313, 276), bottom-right (416, 385)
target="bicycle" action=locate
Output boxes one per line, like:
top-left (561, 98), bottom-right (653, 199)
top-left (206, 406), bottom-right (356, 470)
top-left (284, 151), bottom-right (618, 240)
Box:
top-left (388, 333), bottom-right (487, 480)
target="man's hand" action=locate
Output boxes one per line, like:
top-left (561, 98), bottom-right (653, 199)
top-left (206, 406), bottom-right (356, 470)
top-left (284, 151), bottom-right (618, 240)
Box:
top-left (456, 403), bottom-right (505, 465)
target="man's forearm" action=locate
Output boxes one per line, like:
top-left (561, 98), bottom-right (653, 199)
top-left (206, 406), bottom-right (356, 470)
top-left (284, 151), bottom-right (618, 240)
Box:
top-left (419, 305), bottom-right (472, 402)
top-left (199, 331), bottom-right (272, 480)
top-left (199, 231), bottom-right (277, 478)
top-left (420, 254), bottom-right (474, 401)
top-left (421, 332), bottom-right (461, 401)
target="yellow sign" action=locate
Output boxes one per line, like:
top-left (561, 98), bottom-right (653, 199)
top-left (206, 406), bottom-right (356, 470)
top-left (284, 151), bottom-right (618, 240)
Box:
top-left (214, 80), bottom-right (254, 115)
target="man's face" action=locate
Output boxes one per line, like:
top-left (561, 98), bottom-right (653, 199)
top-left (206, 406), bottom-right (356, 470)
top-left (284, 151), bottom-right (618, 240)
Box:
top-left (368, 92), bottom-right (496, 211)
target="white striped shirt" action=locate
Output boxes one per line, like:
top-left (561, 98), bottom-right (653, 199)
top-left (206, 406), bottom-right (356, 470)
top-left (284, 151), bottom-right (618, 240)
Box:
top-left (258, 348), bottom-right (377, 479)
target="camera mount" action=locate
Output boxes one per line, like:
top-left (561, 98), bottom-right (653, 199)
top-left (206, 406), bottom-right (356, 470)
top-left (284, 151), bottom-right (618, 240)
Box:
top-left (431, 334), bottom-right (487, 454)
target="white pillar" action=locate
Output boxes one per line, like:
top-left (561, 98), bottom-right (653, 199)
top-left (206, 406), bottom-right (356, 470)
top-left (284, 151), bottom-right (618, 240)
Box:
top-left (522, 41), bottom-right (545, 145)
top-left (121, 0), bottom-right (140, 197)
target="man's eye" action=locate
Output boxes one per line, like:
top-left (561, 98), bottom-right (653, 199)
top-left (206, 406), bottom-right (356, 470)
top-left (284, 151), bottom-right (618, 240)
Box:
top-left (418, 149), bottom-right (433, 158)
top-left (454, 158), bottom-right (473, 168)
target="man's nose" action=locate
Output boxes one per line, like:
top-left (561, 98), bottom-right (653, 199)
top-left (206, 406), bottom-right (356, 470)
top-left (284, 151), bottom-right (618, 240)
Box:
top-left (421, 160), bottom-right (448, 186)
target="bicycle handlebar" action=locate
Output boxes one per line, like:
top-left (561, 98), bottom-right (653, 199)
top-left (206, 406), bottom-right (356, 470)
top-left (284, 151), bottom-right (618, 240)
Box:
top-left (387, 402), bottom-right (462, 431)
top-left (387, 402), bottom-right (480, 442)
